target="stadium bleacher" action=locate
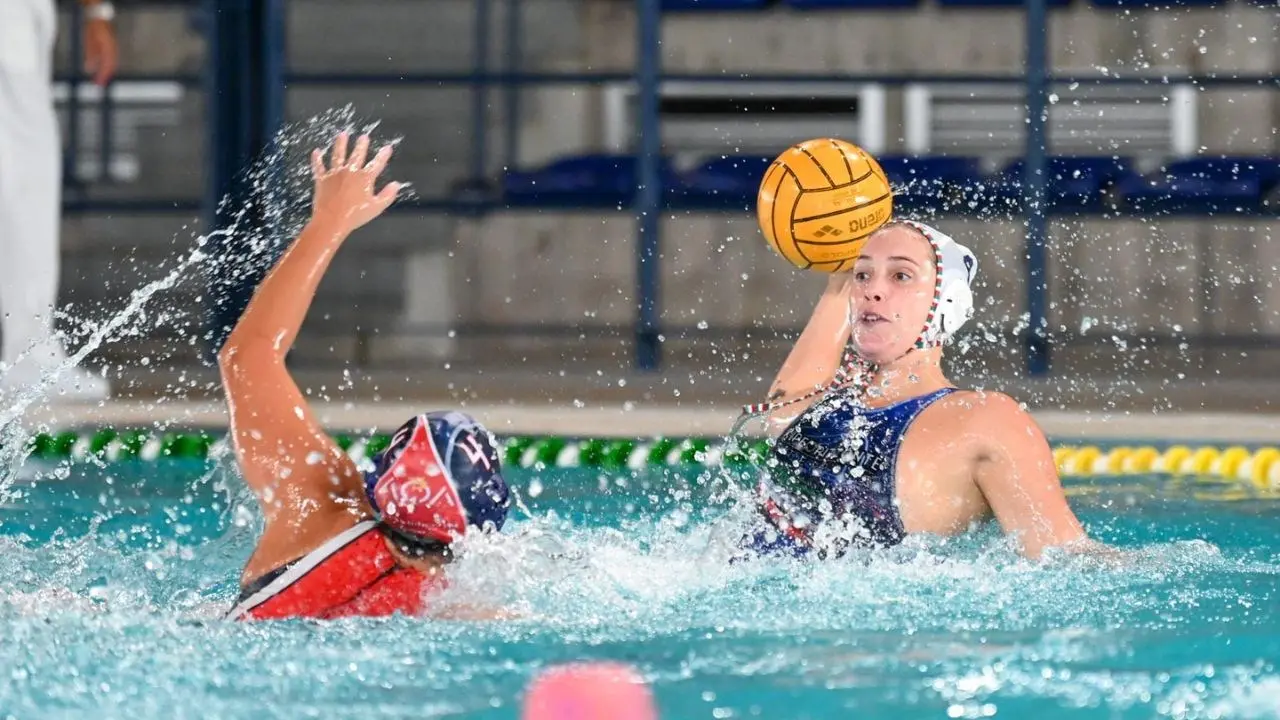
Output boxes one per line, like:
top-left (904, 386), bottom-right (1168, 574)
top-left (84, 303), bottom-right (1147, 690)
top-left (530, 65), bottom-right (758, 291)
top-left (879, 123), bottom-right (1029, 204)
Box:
top-left (659, 0), bottom-right (1240, 8)
top-left (502, 153), bottom-right (683, 208)
top-left (1120, 157), bottom-right (1280, 214)
top-left (499, 152), bottom-right (1280, 215)
top-left (501, 0), bottom-right (1274, 216)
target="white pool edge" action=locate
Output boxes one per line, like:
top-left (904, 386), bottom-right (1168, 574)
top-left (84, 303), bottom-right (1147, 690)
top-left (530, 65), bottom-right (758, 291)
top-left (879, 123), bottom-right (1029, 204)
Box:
top-left (10, 400), bottom-right (1280, 444)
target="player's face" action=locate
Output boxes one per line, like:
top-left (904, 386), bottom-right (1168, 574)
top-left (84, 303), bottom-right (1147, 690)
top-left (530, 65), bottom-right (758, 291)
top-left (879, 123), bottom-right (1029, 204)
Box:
top-left (848, 225), bottom-right (937, 364)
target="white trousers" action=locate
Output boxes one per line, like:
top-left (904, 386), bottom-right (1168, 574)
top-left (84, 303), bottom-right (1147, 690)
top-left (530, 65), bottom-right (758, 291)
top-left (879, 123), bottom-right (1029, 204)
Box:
top-left (0, 0), bottom-right (63, 368)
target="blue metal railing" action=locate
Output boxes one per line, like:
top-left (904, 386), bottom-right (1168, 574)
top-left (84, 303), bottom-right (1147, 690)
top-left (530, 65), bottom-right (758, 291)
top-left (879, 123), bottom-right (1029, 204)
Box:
top-left (275, 70), bottom-right (1280, 86)
top-left (57, 0), bottom-right (1280, 376)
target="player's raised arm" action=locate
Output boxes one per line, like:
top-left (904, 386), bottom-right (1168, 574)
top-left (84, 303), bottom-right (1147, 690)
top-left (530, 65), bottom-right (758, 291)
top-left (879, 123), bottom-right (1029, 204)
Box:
top-left (218, 131), bottom-right (402, 581)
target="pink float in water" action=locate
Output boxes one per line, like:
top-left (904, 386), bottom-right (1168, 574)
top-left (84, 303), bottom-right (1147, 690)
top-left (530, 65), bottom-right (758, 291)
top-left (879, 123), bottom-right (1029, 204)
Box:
top-left (522, 662), bottom-right (658, 720)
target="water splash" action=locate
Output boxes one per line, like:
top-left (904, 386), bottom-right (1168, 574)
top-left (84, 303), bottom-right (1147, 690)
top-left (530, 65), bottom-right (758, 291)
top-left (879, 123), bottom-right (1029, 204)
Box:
top-left (0, 105), bottom-right (399, 502)
top-left (3, 461), bottom-right (1278, 718)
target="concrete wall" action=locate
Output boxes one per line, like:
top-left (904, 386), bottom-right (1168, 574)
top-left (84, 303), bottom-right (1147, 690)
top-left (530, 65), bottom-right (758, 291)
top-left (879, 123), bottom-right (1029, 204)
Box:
top-left (413, 211), bottom-right (1280, 379)
top-left (440, 214), bottom-right (1280, 343)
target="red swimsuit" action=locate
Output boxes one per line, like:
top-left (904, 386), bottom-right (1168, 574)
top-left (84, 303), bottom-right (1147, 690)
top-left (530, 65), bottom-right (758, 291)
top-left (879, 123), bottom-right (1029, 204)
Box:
top-left (228, 521), bottom-right (444, 621)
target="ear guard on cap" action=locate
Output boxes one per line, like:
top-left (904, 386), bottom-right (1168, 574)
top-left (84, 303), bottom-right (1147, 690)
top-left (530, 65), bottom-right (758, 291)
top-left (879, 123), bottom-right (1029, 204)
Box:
top-left (894, 220), bottom-right (977, 347)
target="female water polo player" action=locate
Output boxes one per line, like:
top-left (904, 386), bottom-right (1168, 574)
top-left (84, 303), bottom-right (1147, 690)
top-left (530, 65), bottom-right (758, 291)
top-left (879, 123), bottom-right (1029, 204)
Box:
top-left (218, 131), bottom-right (511, 621)
top-left (738, 220), bottom-right (1104, 561)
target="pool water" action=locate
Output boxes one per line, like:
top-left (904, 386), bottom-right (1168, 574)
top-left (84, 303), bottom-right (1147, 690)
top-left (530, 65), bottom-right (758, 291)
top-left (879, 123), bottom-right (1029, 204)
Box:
top-left (2, 456), bottom-right (1279, 719)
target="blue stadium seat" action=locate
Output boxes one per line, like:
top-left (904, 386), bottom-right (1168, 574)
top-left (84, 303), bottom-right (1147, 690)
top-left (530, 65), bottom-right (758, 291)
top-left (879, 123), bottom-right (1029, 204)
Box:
top-left (783, 0), bottom-right (922, 9)
top-left (502, 154), bottom-right (679, 208)
top-left (1121, 177), bottom-right (1262, 215)
top-left (1119, 157), bottom-right (1280, 215)
top-left (938, 0), bottom-right (1072, 7)
top-left (662, 0), bottom-right (771, 9)
top-left (1164, 157), bottom-right (1280, 187)
top-left (991, 156), bottom-right (1137, 212)
top-left (874, 156), bottom-right (986, 215)
top-left (1091, 0), bottom-right (1222, 7)
top-left (675, 155), bottom-right (775, 209)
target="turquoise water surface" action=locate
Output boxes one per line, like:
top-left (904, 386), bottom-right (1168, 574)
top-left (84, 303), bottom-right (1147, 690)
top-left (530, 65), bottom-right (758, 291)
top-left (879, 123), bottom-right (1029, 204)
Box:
top-left (2, 455), bottom-right (1279, 719)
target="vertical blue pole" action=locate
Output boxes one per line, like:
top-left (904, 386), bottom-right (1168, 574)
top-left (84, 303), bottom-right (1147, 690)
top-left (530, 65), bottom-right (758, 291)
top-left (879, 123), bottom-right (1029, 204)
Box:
top-left (259, 0), bottom-right (287, 255)
top-left (503, 0), bottom-right (521, 172)
top-left (235, 0), bottom-right (254, 171)
top-left (66, 5), bottom-right (83, 191)
top-left (202, 0), bottom-right (230, 362)
top-left (202, 0), bottom-right (220, 226)
top-left (471, 0), bottom-right (491, 184)
top-left (261, 0), bottom-right (287, 149)
top-left (259, 0), bottom-right (289, 298)
top-left (635, 0), bottom-right (662, 371)
top-left (99, 82), bottom-right (114, 183)
top-left (204, 0), bottom-right (283, 361)
top-left (1023, 0), bottom-right (1051, 376)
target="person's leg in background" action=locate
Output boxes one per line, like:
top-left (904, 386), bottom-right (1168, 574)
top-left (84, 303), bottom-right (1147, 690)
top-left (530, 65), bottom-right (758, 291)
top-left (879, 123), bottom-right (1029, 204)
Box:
top-left (0, 0), bottom-right (109, 400)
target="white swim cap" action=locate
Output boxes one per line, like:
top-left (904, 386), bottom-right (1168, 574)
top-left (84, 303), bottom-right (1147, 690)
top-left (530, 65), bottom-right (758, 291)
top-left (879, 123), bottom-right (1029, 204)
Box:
top-left (891, 220), bottom-right (977, 348)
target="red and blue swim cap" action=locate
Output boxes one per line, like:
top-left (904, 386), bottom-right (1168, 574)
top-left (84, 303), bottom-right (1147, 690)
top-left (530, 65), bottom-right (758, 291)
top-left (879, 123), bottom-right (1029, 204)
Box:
top-left (363, 411), bottom-right (510, 545)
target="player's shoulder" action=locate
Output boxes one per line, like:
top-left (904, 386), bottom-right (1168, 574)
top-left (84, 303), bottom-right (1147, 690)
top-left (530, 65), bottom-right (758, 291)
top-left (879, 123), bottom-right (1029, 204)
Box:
top-left (925, 388), bottom-right (1050, 462)
top-left (936, 387), bottom-right (1036, 423)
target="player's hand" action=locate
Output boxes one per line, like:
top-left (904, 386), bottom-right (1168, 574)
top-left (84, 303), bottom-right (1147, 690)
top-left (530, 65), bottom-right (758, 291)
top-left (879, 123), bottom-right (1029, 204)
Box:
top-left (83, 18), bottom-right (118, 86)
top-left (309, 131), bottom-right (403, 235)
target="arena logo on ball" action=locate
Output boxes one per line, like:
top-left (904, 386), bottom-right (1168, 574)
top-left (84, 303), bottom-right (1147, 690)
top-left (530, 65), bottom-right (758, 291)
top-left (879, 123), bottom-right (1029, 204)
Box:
top-left (849, 205), bottom-right (888, 235)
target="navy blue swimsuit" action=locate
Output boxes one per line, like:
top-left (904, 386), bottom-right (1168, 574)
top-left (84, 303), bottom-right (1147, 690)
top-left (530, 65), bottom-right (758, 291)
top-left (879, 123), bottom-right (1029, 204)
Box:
top-left (742, 386), bottom-right (957, 558)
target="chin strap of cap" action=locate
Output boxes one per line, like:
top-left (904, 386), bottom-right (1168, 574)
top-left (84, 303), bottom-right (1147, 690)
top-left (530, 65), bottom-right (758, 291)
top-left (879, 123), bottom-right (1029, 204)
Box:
top-left (732, 340), bottom-right (876, 436)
